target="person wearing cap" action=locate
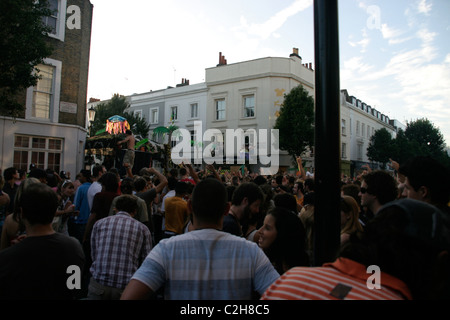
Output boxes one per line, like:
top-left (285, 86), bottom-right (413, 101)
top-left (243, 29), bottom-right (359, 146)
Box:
top-left (262, 198), bottom-right (450, 300)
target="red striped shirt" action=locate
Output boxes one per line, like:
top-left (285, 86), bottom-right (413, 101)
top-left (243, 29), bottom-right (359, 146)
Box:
top-left (261, 258), bottom-right (412, 300)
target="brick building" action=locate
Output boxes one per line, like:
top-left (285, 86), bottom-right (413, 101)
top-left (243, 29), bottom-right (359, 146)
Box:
top-left (0, 0), bottom-right (93, 176)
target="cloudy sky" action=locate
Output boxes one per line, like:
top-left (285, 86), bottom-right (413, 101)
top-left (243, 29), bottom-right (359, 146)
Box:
top-left (87, 0), bottom-right (450, 145)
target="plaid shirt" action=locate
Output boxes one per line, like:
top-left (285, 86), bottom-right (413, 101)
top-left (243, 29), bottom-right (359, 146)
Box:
top-left (90, 212), bottom-right (152, 289)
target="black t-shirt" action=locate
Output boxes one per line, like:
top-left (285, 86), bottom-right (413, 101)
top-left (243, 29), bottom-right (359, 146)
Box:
top-left (222, 214), bottom-right (243, 237)
top-left (0, 233), bottom-right (85, 300)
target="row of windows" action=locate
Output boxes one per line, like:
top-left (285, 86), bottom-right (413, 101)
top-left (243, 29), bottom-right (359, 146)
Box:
top-left (341, 119), bottom-right (375, 139)
top-left (135, 94), bottom-right (256, 124)
top-left (13, 135), bottom-right (63, 173)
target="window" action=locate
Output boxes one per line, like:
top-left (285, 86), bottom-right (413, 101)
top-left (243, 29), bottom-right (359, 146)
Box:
top-left (215, 99), bottom-right (226, 120)
top-left (32, 64), bottom-right (55, 119)
top-left (134, 110), bottom-right (143, 119)
top-left (341, 143), bottom-right (347, 159)
top-left (361, 123), bottom-right (366, 138)
top-left (150, 108), bottom-right (159, 124)
top-left (13, 135), bottom-right (63, 172)
top-left (357, 143), bottom-right (363, 161)
top-left (42, 0), bottom-right (67, 41)
top-left (42, 0), bottom-right (59, 34)
top-left (341, 119), bottom-right (346, 136)
top-left (356, 121), bottom-right (360, 136)
top-left (190, 103), bottom-right (198, 119)
top-left (170, 106), bottom-right (178, 121)
top-left (243, 95), bottom-right (255, 118)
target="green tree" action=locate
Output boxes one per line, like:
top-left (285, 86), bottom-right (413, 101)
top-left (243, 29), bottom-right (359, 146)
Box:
top-left (0, 0), bottom-right (54, 117)
top-left (91, 94), bottom-right (151, 139)
top-left (274, 85), bottom-right (315, 161)
top-left (367, 128), bottom-right (394, 168)
top-left (391, 118), bottom-right (450, 169)
top-left (404, 118), bottom-right (446, 159)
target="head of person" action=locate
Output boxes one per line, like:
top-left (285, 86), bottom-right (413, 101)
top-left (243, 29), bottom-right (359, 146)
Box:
top-left (304, 178), bottom-right (315, 193)
top-left (98, 172), bottom-right (119, 193)
top-left (190, 178), bottom-right (229, 227)
top-left (92, 164), bottom-right (106, 179)
top-left (175, 181), bottom-right (189, 197)
top-left (125, 130), bottom-right (132, 136)
top-left (341, 183), bottom-right (361, 206)
top-left (360, 170), bottom-right (397, 212)
top-left (58, 179), bottom-right (75, 198)
top-left (134, 177), bottom-right (148, 192)
top-left (399, 156), bottom-right (450, 208)
top-left (258, 207), bottom-right (309, 272)
top-left (120, 177), bottom-right (135, 195)
top-left (79, 169), bottom-right (92, 183)
top-left (340, 198), bottom-right (450, 299)
top-left (293, 181), bottom-right (304, 196)
top-left (3, 167), bottom-right (19, 182)
top-left (231, 182), bottom-right (264, 221)
top-left (28, 168), bottom-right (48, 184)
top-left (167, 177), bottom-right (178, 191)
top-left (273, 193), bottom-right (298, 213)
top-left (340, 195), bottom-right (363, 235)
top-left (114, 194), bottom-right (138, 217)
top-left (19, 183), bottom-right (59, 226)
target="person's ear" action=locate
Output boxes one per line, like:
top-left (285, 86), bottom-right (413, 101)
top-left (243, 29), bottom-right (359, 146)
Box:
top-left (418, 186), bottom-right (429, 200)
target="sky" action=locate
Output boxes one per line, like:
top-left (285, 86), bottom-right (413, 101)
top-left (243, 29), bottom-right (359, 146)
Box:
top-left (87, 0), bottom-right (450, 145)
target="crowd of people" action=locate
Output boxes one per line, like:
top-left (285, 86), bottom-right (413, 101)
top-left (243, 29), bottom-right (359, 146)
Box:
top-left (0, 154), bottom-right (449, 300)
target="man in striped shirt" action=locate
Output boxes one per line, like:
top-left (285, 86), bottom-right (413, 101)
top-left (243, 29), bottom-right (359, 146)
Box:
top-left (88, 195), bottom-right (153, 300)
top-left (121, 178), bottom-right (280, 300)
top-left (262, 198), bottom-right (450, 300)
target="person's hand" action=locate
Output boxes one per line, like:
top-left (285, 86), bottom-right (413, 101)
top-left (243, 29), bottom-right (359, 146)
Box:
top-left (389, 158), bottom-right (400, 171)
top-left (11, 234), bottom-right (27, 246)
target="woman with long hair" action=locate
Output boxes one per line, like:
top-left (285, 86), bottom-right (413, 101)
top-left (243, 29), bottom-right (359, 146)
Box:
top-left (258, 207), bottom-right (309, 274)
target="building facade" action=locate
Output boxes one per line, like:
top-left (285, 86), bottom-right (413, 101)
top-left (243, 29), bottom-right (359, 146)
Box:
top-left (340, 89), bottom-right (398, 177)
top-left (0, 0), bottom-right (93, 176)
top-left (94, 50), bottom-right (402, 177)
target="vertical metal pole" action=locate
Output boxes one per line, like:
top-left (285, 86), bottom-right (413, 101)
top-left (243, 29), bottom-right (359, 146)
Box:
top-left (313, 0), bottom-right (341, 266)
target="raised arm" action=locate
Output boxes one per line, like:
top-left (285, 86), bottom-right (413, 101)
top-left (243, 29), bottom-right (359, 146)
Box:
top-left (147, 167), bottom-right (168, 194)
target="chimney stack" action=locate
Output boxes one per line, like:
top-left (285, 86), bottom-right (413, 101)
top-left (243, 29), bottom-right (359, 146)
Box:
top-left (217, 52), bottom-right (227, 66)
top-left (290, 47), bottom-right (302, 60)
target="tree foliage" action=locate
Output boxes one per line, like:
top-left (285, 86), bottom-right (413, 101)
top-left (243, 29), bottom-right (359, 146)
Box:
top-left (367, 128), bottom-right (393, 168)
top-left (90, 94), bottom-right (151, 139)
top-left (369, 118), bottom-right (450, 169)
top-left (0, 0), bottom-right (54, 117)
top-left (274, 85), bottom-right (315, 160)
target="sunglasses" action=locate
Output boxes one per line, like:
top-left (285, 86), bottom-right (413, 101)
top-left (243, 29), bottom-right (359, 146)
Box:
top-left (360, 187), bottom-right (368, 194)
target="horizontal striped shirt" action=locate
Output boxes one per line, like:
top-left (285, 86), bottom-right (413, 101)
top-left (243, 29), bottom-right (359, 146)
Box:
top-left (261, 258), bottom-right (412, 300)
top-left (90, 212), bottom-right (152, 289)
top-left (131, 229), bottom-right (280, 300)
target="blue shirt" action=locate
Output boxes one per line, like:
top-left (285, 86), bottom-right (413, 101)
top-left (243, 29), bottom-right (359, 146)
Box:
top-left (73, 182), bottom-right (91, 224)
top-left (131, 229), bottom-right (280, 300)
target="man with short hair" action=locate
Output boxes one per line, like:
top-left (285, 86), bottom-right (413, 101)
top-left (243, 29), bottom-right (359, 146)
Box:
top-left (88, 195), bottom-right (152, 300)
top-left (0, 183), bottom-right (84, 299)
top-left (87, 164), bottom-right (106, 211)
top-left (359, 170), bottom-right (397, 216)
top-left (399, 156), bottom-right (450, 214)
top-left (222, 182), bottom-right (264, 237)
top-left (121, 178), bottom-right (280, 300)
